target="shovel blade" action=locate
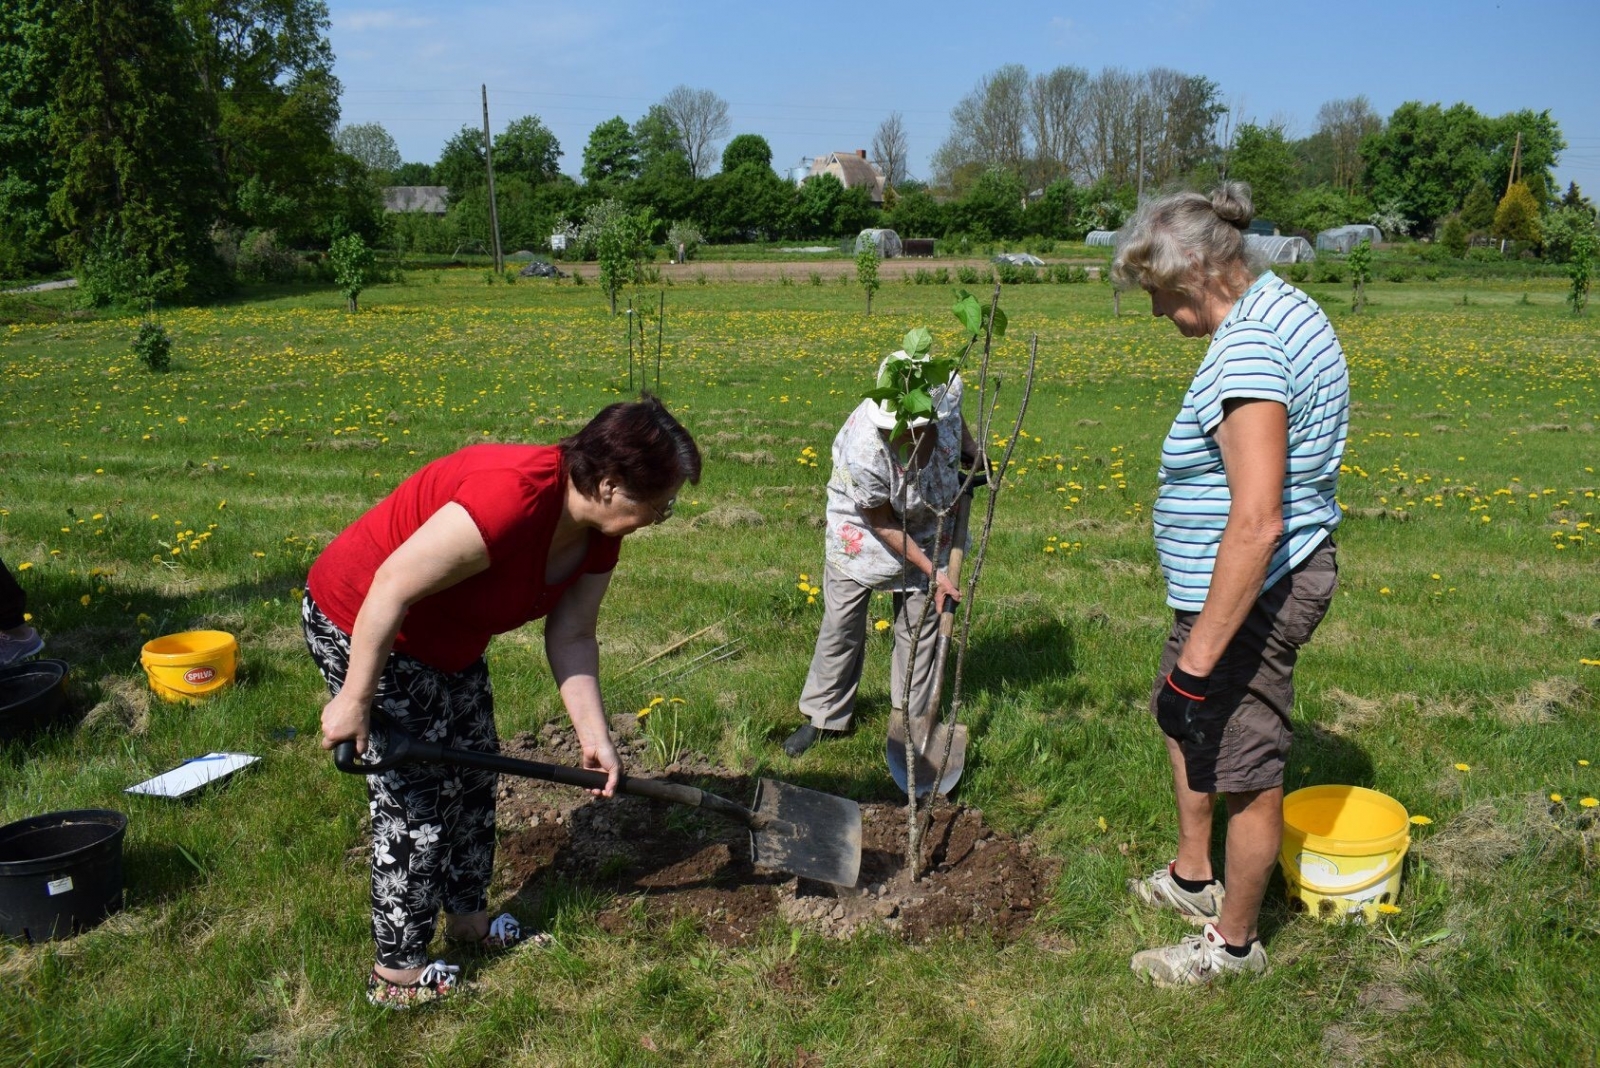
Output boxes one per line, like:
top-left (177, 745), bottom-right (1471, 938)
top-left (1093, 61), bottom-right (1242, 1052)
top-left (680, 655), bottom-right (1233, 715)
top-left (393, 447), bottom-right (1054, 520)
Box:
top-left (886, 720), bottom-right (968, 799)
top-left (749, 777), bottom-right (861, 887)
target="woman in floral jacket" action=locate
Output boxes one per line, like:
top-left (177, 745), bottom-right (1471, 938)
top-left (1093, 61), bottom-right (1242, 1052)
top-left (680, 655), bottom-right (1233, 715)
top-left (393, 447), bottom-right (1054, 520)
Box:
top-left (784, 354), bottom-right (977, 757)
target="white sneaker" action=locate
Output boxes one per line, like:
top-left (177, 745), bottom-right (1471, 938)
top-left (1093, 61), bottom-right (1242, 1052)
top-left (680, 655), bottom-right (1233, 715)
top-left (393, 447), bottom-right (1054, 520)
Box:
top-left (1131, 923), bottom-right (1269, 987)
top-left (1127, 862), bottom-right (1225, 924)
top-left (0, 627), bottom-right (44, 668)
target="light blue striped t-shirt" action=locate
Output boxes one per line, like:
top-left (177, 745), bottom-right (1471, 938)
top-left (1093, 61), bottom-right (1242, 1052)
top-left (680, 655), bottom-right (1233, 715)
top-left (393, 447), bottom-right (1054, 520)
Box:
top-left (1154, 271), bottom-right (1349, 611)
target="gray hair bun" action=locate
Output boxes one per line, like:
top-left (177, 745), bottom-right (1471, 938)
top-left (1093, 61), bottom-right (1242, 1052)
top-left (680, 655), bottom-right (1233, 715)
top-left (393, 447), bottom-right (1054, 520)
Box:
top-left (1211, 181), bottom-right (1254, 230)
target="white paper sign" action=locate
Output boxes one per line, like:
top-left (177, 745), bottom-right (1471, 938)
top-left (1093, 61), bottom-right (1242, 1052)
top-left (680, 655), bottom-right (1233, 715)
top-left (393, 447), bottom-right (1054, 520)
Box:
top-left (47, 876), bottom-right (74, 896)
top-left (126, 752), bottom-right (260, 799)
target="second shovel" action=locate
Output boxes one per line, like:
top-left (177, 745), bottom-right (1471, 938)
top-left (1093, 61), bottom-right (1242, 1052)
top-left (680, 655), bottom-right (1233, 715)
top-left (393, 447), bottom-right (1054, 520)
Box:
top-left (886, 492), bottom-right (971, 798)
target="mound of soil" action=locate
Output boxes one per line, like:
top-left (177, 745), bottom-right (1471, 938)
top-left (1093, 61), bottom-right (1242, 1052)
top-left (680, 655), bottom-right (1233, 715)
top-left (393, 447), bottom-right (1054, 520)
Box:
top-left (493, 720), bottom-right (1055, 945)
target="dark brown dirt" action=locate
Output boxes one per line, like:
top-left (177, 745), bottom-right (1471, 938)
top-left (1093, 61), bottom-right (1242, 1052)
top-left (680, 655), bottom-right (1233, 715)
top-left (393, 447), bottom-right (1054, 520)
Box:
top-left (492, 719), bottom-right (1056, 945)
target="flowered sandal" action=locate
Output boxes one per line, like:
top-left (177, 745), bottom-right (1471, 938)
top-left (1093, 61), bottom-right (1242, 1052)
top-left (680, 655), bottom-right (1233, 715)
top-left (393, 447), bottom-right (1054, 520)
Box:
top-left (365, 960), bottom-right (461, 1009)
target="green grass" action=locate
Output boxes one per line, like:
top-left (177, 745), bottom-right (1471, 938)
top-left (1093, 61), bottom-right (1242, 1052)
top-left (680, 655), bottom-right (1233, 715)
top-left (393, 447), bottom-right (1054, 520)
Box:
top-left (1, 273), bottom-right (1597, 1065)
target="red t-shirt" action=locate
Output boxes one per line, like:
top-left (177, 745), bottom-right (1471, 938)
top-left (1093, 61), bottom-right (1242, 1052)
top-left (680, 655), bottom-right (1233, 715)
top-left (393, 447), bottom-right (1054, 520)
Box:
top-left (307, 444), bottom-right (621, 673)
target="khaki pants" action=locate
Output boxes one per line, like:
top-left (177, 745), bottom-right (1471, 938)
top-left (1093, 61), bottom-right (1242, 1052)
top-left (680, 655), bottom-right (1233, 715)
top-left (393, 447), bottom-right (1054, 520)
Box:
top-left (798, 563), bottom-right (939, 732)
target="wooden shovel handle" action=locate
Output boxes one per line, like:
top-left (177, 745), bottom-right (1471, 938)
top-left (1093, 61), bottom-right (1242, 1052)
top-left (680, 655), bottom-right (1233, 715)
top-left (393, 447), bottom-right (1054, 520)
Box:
top-left (938, 494), bottom-right (973, 637)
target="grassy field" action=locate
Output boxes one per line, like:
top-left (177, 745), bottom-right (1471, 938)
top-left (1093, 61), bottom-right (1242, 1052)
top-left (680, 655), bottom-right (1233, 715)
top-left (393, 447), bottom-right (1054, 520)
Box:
top-left (2, 271), bottom-right (1597, 1066)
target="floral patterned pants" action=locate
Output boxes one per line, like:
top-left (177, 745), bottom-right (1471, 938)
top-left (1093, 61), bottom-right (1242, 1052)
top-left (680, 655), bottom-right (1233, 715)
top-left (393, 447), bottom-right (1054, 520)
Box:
top-left (302, 595), bottom-right (499, 969)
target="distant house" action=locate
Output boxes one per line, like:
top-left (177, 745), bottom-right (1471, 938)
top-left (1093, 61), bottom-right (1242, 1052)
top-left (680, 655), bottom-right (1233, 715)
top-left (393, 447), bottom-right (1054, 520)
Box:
top-left (803, 151), bottom-right (886, 205)
top-left (383, 186), bottom-right (449, 216)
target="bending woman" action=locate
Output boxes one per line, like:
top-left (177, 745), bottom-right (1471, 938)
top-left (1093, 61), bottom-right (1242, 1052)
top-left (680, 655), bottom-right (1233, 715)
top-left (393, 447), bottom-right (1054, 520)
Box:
top-left (784, 353), bottom-right (976, 758)
top-left (304, 397), bottom-right (700, 1007)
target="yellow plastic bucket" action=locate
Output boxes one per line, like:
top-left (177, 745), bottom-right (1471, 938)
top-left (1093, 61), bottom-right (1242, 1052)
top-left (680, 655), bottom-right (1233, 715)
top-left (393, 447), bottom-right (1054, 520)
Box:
top-left (140, 631), bottom-right (239, 703)
top-left (1280, 785), bottom-right (1409, 923)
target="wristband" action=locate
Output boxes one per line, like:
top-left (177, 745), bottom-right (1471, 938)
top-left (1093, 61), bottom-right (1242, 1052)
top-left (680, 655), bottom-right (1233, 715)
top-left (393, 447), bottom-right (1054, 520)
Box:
top-left (1167, 665), bottom-right (1211, 701)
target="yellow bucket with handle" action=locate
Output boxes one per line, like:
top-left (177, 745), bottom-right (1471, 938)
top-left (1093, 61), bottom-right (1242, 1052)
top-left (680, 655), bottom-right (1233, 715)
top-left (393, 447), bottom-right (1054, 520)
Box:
top-left (1280, 785), bottom-right (1409, 923)
top-left (140, 631), bottom-right (239, 703)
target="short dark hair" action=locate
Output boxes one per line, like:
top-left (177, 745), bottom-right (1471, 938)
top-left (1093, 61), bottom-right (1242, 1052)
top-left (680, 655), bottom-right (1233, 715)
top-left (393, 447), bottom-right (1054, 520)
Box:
top-left (560, 394), bottom-right (701, 500)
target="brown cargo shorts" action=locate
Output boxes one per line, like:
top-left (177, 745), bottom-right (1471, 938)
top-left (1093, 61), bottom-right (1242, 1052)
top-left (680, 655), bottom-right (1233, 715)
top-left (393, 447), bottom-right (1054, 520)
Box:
top-left (1150, 538), bottom-right (1338, 794)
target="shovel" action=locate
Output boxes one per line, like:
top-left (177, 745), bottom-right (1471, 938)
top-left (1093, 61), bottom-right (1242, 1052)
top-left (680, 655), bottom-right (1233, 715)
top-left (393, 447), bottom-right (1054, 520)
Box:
top-left (886, 481), bottom-right (975, 798)
top-left (333, 725), bottom-right (861, 887)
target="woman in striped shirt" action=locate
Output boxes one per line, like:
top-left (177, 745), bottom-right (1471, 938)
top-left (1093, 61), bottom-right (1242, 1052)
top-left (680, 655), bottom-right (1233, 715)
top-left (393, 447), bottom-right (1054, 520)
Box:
top-left (1111, 182), bottom-right (1349, 987)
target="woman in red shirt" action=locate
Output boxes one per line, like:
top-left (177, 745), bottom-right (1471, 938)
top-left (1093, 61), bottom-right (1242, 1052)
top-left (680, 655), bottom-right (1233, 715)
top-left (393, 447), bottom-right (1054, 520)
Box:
top-left (303, 396), bottom-right (700, 1008)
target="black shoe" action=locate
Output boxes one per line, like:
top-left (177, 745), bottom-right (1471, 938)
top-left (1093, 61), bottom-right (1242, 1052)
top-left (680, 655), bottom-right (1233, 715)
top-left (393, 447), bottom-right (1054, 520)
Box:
top-left (783, 724), bottom-right (822, 758)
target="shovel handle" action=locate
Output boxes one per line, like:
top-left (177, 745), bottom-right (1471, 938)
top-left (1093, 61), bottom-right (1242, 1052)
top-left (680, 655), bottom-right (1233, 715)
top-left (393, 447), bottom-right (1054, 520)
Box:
top-left (333, 730), bottom-right (755, 826)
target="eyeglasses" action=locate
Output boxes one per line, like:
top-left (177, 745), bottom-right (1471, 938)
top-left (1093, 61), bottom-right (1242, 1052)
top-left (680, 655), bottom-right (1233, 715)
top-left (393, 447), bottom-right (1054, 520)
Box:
top-left (621, 490), bottom-right (675, 524)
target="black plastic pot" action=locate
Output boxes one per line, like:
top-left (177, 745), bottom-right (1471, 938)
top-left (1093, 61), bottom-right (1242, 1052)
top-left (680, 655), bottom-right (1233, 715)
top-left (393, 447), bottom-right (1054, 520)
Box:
top-left (0, 809), bottom-right (127, 943)
top-left (0, 658), bottom-right (70, 742)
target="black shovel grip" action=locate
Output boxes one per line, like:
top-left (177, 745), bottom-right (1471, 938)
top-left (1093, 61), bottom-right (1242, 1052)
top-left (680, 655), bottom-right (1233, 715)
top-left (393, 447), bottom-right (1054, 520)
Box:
top-left (332, 729), bottom-right (754, 826)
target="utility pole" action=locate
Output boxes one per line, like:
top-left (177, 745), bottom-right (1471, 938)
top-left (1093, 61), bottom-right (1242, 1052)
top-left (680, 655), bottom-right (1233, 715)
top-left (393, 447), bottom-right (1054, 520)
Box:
top-left (1505, 130), bottom-right (1522, 195)
top-left (481, 84), bottom-right (503, 274)
top-left (1135, 107), bottom-right (1145, 204)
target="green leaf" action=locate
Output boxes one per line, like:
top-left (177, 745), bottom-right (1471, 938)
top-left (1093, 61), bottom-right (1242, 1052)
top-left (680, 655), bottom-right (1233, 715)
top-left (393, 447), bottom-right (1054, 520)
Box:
top-left (902, 389), bottom-right (934, 417)
top-left (877, 357), bottom-right (910, 390)
top-left (926, 358), bottom-right (957, 385)
top-left (952, 294), bottom-right (984, 337)
top-left (902, 326), bottom-right (933, 356)
top-left (863, 386), bottom-right (899, 403)
top-left (988, 306), bottom-right (1008, 338)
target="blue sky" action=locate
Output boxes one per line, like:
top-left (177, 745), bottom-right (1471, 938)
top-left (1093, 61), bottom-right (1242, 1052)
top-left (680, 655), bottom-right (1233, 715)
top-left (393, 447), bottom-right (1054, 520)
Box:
top-left (329, 0), bottom-right (1600, 197)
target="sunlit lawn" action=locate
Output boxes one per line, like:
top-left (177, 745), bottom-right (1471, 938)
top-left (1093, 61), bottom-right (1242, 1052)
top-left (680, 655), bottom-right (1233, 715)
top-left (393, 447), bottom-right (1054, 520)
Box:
top-left (2, 270), bottom-right (1597, 1065)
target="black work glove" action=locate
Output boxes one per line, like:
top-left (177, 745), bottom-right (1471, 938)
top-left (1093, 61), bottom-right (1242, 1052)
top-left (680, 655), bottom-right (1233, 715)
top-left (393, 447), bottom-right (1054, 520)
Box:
top-left (1155, 665), bottom-right (1211, 744)
top-left (960, 455), bottom-right (995, 488)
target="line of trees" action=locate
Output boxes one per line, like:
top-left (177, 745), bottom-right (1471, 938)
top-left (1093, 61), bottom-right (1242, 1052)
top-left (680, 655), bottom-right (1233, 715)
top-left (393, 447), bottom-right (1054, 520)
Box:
top-left (0, 0), bottom-right (382, 299)
top-left (6, 14), bottom-right (1595, 302)
top-left (386, 68), bottom-right (1590, 266)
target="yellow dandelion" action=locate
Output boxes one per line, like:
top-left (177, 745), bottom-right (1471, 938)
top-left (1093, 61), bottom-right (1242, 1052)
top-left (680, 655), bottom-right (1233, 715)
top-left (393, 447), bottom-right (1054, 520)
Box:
top-left (874, 619), bottom-right (891, 632)
top-left (636, 707), bottom-right (651, 719)
top-left (1408, 814), bottom-right (1433, 826)
top-left (1376, 903), bottom-right (1402, 915)
top-left (16, 562), bottom-right (32, 571)
top-left (1379, 587), bottom-right (1391, 595)
top-left (1580, 760), bottom-right (1591, 767)
top-left (1454, 762), bottom-right (1471, 772)
top-left (648, 696), bottom-right (665, 707)
top-left (1582, 798), bottom-right (1598, 808)
top-left (668, 697), bottom-right (685, 705)
top-left (79, 595), bottom-right (91, 606)
top-left (1096, 816), bottom-right (1108, 833)
top-left (1581, 659), bottom-right (1600, 668)
top-left (1550, 793), bottom-right (1564, 803)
